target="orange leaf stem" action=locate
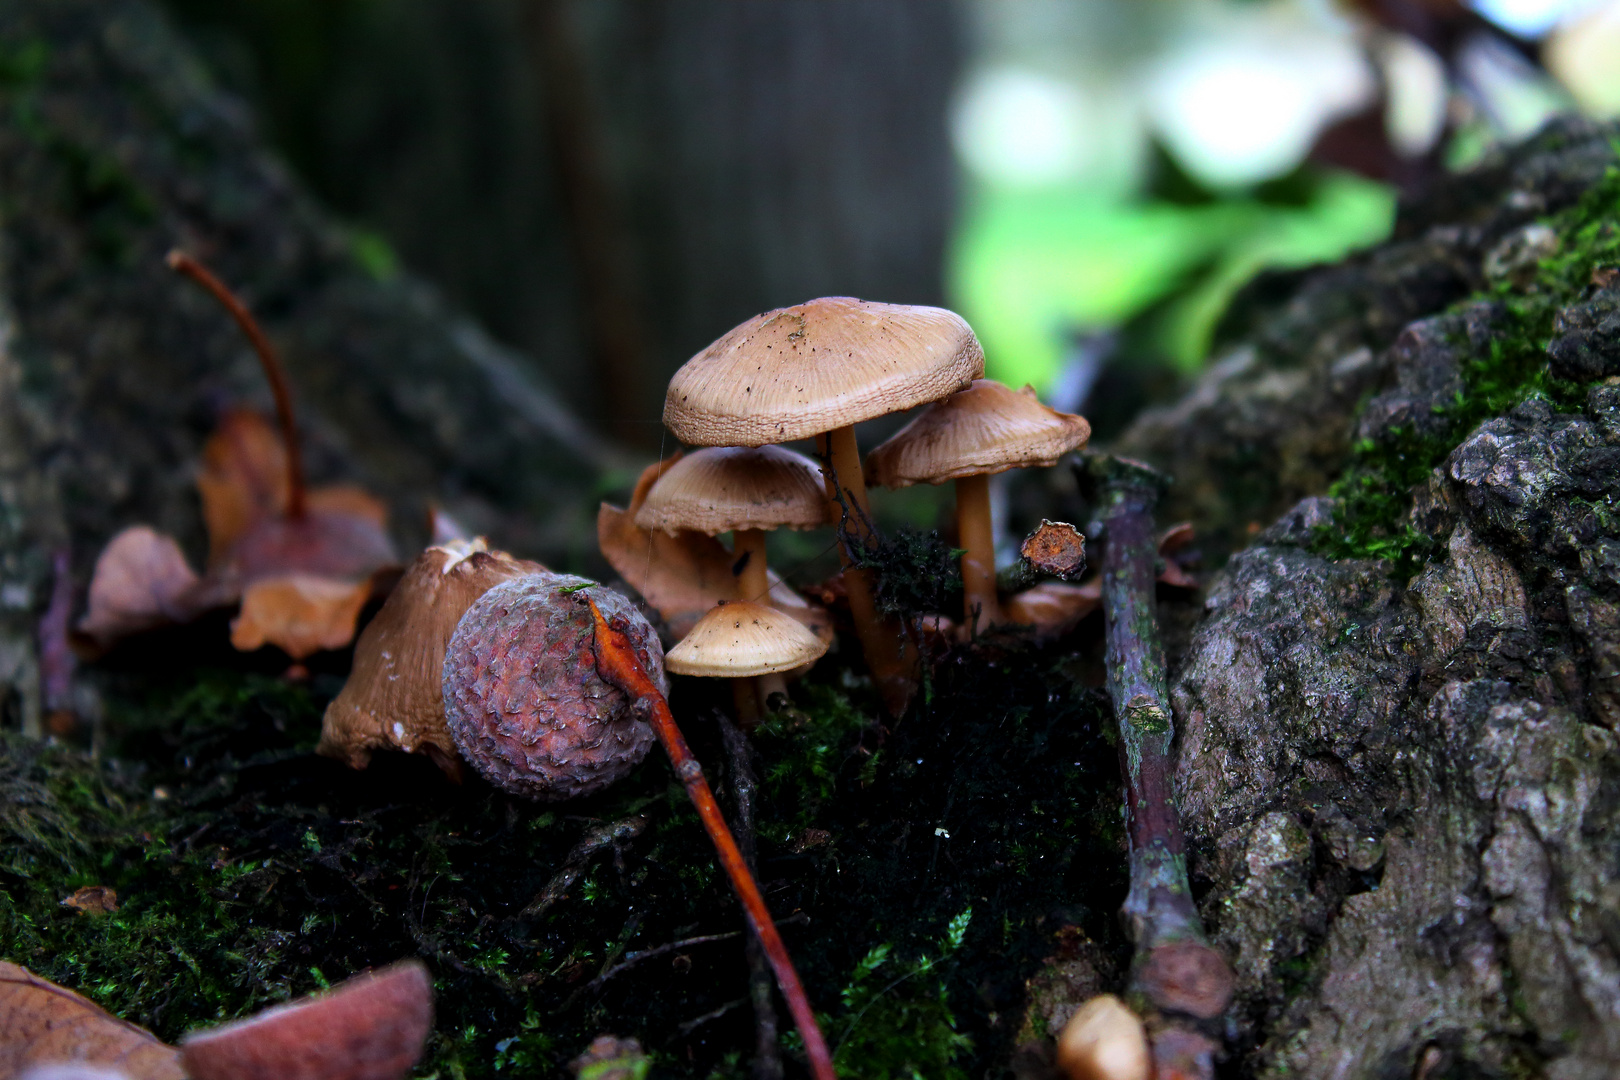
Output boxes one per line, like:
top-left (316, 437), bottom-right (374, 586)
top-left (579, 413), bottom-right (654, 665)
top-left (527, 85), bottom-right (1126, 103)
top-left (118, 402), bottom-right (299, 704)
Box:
top-left (586, 598), bottom-right (836, 1080)
top-left (168, 250), bottom-right (307, 518)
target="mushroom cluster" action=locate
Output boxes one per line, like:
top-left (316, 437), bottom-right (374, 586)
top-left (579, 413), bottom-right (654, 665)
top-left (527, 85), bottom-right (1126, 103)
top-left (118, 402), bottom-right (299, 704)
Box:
top-left (601, 297), bottom-right (1093, 718)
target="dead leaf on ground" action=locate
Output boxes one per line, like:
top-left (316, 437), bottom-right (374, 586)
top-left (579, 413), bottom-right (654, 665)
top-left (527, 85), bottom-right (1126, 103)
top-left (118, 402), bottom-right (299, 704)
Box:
top-left (180, 961), bottom-right (432, 1080)
top-left (1003, 581), bottom-right (1100, 640)
top-left (77, 527), bottom-right (223, 648)
top-left (229, 573), bottom-right (382, 661)
top-left (81, 411), bottom-right (399, 659)
top-left (60, 887), bottom-right (118, 915)
top-left (0, 962), bottom-right (184, 1080)
top-left (599, 456), bottom-right (831, 646)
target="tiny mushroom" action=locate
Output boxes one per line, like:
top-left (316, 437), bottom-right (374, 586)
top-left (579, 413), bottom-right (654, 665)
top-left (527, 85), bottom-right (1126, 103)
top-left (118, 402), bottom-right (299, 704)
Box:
top-left (1055, 994), bottom-right (1150, 1080)
top-left (664, 297), bottom-right (984, 714)
top-left (865, 379), bottom-right (1090, 633)
top-left (664, 600), bottom-right (828, 725)
top-left (317, 539), bottom-right (545, 779)
top-left (635, 445), bottom-right (828, 712)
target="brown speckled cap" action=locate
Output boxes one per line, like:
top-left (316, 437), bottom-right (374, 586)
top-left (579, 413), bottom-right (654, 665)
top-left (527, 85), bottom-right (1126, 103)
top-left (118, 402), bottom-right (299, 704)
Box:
top-left (634, 445), bottom-right (829, 536)
top-left (865, 380), bottom-right (1091, 488)
top-left (664, 600), bottom-right (828, 678)
top-left (664, 297), bottom-right (985, 447)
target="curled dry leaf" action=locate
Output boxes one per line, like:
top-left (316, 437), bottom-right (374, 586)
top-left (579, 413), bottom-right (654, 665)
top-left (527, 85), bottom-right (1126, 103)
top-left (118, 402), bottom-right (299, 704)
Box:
top-left (1003, 581), bottom-right (1100, 640)
top-left (318, 540), bottom-right (546, 776)
top-left (78, 527), bottom-right (215, 648)
top-left (230, 573), bottom-right (381, 662)
top-left (180, 961), bottom-right (432, 1080)
top-left (598, 456), bottom-right (831, 646)
top-left (0, 962), bottom-right (184, 1080)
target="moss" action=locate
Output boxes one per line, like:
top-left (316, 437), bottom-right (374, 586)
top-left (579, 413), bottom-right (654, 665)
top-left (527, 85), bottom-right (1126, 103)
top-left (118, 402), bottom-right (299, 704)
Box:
top-left (1314, 156), bottom-right (1620, 578)
top-left (0, 621), bottom-right (1126, 1079)
top-left (849, 525), bottom-right (965, 619)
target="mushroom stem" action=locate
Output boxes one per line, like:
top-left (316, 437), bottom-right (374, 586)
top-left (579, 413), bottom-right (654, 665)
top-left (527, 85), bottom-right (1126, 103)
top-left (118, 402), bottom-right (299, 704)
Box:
top-left (734, 529), bottom-right (770, 603)
top-left (954, 473), bottom-right (1001, 633)
top-left (587, 599), bottom-right (838, 1080)
top-left (167, 250), bottom-right (307, 519)
top-left (732, 677), bottom-right (761, 729)
top-left (820, 425), bottom-right (914, 716)
top-left (1086, 455), bottom-right (1231, 1075)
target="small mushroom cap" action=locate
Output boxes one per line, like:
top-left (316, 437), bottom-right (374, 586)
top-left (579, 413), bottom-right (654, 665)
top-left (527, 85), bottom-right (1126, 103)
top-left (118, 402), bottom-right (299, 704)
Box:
top-left (664, 297), bottom-right (984, 447)
top-left (665, 600), bottom-right (829, 678)
top-left (1054, 994), bottom-right (1149, 1080)
top-left (865, 380), bottom-right (1091, 489)
top-left (634, 446), bottom-right (829, 536)
top-left (317, 541), bottom-right (545, 774)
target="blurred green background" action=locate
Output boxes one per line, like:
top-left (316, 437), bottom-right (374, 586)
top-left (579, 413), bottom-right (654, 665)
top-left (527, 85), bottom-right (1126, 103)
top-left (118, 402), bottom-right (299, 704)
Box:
top-left (161, 0), bottom-right (1620, 443)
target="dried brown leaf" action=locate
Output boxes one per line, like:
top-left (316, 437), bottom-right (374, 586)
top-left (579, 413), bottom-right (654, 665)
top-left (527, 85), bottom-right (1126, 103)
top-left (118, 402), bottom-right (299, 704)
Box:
top-left (0, 962), bottom-right (183, 1080)
top-left (77, 527), bottom-right (226, 647)
top-left (180, 961), bottom-right (432, 1080)
top-left (59, 887), bottom-right (118, 915)
top-left (1003, 581), bottom-right (1100, 640)
top-left (229, 574), bottom-right (377, 660)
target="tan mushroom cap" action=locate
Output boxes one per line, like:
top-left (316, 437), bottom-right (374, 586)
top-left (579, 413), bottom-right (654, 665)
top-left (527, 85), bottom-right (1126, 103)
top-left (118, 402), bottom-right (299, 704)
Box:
top-left (865, 379), bottom-right (1091, 488)
top-left (635, 445), bottom-right (830, 536)
top-left (664, 297), bottom-right (985, 447)
top-left (317, 540), bottom-right (546, 775)
top-left (664, 600), bottom-right (829, 678)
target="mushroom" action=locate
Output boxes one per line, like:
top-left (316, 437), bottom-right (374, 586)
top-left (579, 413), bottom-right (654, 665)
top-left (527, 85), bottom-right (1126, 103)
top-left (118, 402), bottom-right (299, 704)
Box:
top-left (664, 297), bottom-right (984, 714)
top-left (317, 539), bottom-right (545, 779)
top-left (664, 601), bottom-right (828, 726)
top-left (1055, 994), bottom-right (1150, 1080)
top-left (865, 380), bottom-right (1090, 633)
top-left (635, 445), bottom-right (828, 712)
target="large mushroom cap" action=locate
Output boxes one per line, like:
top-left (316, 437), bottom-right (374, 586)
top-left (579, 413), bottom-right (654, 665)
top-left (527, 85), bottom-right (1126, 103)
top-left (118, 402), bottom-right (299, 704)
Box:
top-left (865, 380), bottom-right (1091, 489)
top-left (664, 297), bottom-right (985, 446)
top-left (665, 600), bottom-right (829, 678)
top-left (634, 446), bottom-right (829, 536)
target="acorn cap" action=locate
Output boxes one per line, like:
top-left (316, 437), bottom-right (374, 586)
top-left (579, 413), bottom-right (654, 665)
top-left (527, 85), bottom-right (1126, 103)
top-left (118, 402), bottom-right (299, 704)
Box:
top-left (664, 297), bottom-right (984, 447)
top-left (634, 446), bottom-right (829, 536)
top-left (665, 601), bottom-right (829, 678)
top-left (865, 380), bottom-right (1091, 488)
top-left (317, 540), bottom-right (545, 775)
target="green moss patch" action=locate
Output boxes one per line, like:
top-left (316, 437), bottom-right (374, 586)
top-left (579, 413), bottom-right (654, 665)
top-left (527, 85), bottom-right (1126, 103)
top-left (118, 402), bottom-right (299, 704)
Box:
top-left (1, 630), bottom-right (1124, 1079)
top-left (1315, 155), bottom-right (1620, 578)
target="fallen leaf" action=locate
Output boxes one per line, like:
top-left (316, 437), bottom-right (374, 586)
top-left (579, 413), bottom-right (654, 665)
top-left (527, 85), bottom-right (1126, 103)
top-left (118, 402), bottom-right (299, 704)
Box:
top-left (77, 527), bottom-right (213, 647)
top-left (180, 961), bottom-right (432, 1080)
top-left (1003, 581), bottom-right (1100, 640)
top-left (60, 887), bottom-right (118, 915)
top-left (0, 962), bottom-right (184, 1080)
top-left (195, 408), bottom-right (290, 566)
top-left (229, 573), bottom-right (381, 661)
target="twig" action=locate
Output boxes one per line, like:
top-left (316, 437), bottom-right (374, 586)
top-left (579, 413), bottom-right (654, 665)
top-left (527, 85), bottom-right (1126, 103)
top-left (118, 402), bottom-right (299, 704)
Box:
top-left (719, 712), bottom-right (784, 1080)
top-left (585, 598), bottom-right (837, 1080)
top-left (1084, 455), bottom-right (1233, 1077)
top-left (679, 996), bottom-right (750, 1036)
top-left (167, 249), bottom-right (307, 518)
top-left (579, 912), bottom-right (811, 997)
top-left (519, 815), bottom-right (647, 919)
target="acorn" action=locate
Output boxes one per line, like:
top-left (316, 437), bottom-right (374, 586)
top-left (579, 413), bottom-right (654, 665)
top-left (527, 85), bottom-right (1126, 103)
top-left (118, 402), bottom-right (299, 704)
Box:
top-left (443, 574), bottom-right (664, 801)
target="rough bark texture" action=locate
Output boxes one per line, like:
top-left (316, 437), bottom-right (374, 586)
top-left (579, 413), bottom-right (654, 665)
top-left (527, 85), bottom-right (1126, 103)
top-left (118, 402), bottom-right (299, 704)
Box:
top-left (1106, 119), bottom-right (1620, 1079)
top-left (0, 0), bottom-right (613, 735)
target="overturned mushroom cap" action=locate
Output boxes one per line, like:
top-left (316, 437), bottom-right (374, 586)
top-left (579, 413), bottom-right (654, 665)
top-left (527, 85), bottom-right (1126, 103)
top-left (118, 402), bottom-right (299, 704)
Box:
top-left (635, 446), bottom-right (829, 536)
top-left (1055, 994), bottom-right (1149, 1080)
top-left (865, 380), bottom-right (1091, 488)
top-left (664, 297), bottom-right (984, 447)
top-left (317, 540), bottom-right (545, 776)
top-left (665, 601), bottom-right (829, 678)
